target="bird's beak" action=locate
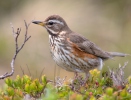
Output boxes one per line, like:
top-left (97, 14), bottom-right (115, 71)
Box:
top-left (32, 20), bottom-right (46, 26)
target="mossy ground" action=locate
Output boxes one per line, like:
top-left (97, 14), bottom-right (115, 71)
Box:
top-left (0, 65), bottom-right (131, 100)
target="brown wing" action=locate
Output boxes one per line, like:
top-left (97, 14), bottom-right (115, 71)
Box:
top-left (68, 33), bottom-right (111, 59)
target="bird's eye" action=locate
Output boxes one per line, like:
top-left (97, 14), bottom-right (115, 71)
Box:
top-left (48, 21), bottom-right (54, 25)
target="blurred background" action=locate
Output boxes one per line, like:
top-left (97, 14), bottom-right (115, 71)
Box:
top-left (0, 0), bottom-right (131, 85)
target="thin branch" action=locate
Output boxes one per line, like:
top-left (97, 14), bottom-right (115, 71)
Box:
top-left (26, 64), bottom-right (31, 77)
top-left (0, 20), bottom-right (31, 79)
top-left (39, 67), bottom-right (45, 81)
top-left (20, 66), bottom-right (25, 75)
top-left (54, 65), bottom-right (56, 85)
top-left (108, 62), bottom-right (128, 89)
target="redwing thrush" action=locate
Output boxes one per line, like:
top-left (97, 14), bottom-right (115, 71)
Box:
top-left (32, 15), bottom-right (127, 78)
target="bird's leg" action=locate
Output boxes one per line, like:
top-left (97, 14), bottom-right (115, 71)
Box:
top-left (70, 72), bottom-right (79, 91)
top-left (85, 73), bottom-right (90, 80)
top-left (74, 72), bottom-right (78, 79)
top-left (83, 73), bottom-right (90, 85)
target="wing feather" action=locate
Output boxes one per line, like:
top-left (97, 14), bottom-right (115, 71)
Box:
top-left (68, 33), bottom-right (111, 59)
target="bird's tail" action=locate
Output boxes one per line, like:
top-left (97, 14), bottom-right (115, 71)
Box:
top-left (109, 52), bottom-right (129, 57)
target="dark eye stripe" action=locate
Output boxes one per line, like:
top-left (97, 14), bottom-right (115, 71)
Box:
top-left (48, 20), bottom-right (64, 25)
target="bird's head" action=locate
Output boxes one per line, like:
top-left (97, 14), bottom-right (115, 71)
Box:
top-left (32, 15), bottom-right (70, 36)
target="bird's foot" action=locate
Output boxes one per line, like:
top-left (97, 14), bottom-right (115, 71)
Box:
top-left (82, 73), bottom-right (90, 86)
top-left (70, 75), bottom-right (84, 91)
top-left (74, 72), bottom-right (78, 79)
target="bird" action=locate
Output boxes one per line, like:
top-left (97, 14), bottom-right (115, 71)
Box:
top-left (32, 15), bottom-right (127, 80)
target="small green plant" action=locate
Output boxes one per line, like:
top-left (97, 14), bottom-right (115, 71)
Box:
top-left (0, 64), bottom-right (131, 100)
top-left (0, 75), bottom-right (47, 99)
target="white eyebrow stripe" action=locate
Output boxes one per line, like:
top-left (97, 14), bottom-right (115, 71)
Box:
top-left (48, 20), bottom-right (64, 25)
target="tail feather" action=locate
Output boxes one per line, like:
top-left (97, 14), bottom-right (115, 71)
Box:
top-left (109, 52), bottom-right (129, 57)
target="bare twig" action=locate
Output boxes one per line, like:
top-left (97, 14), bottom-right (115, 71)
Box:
top-left (108, 62), bottom-right (128, 89)
top-left (26, 64), bottom-right (31, 77)
top-left (54, 65), bottom-right (56, 85)
top-left (0, 21), bottom-right (31, 79)
top-left (39, 67), bottom-right (45, 81)
top-left (20, 66), bottom-right (25, 75)
top-left (55, 76), bottom-right (67, 87)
